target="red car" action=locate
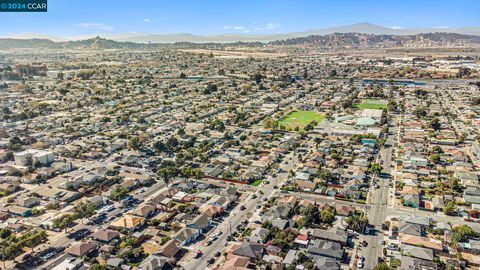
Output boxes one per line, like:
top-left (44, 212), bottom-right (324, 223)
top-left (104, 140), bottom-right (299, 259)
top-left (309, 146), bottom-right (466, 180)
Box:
top-left (464, 217), bottom-right (475, 222)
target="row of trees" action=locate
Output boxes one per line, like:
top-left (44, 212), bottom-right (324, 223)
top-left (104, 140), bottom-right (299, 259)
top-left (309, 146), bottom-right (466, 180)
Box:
top-left (52, 201), bottom-right (100, 231)
top-left (0, 229), bottom-right (48, 264)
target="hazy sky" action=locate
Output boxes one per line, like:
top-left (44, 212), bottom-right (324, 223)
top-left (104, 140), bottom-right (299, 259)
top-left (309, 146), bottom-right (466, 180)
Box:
top-left (2, 0), bottom-right (479, 36)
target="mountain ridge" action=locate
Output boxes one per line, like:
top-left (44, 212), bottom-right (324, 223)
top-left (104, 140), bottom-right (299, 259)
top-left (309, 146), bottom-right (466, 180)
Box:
top-left (2, 22), bottom-right (480, 43)
top-left (1, 32), bottom-right (480, 50)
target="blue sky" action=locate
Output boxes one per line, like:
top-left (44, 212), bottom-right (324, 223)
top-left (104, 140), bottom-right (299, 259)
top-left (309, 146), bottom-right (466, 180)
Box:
top-left (2, 0), bottom-right (479, 36)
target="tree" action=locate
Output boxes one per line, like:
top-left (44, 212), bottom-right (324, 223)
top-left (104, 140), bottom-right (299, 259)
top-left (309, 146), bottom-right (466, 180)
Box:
top-left (443, 201), bottom-right (457, 216)
top-left (89, 264), bottom-right (106, 270)
top-left (429, 118), bottom-right (441, 131)
top-left (345, 214), bottom-right (369, 233)
top-left (0, 228), bottom-right (12, 239)
top-left (156, 160), bottom-right (178, 184)
top-left (369, 163), bottom-right (383, 174)
top-left (432, 146), bottom-right (443, 154)
top-left (374, 263), bottom-right (390, 270)
top-left (23, 230), bottom-right (47, 252)
top-left (0, 242), bottom-right (22, 264)
top-left (179, 72), bottom-right (187, 78)
top-left (74, 202), bottom-right (99, 219)
top-left (450, 225), bottom-right (478, 246)
top-left (120, 247), bottom-right (146, 265)
top-left (296, 216), bottom-right (307, 229)
top-left (429, 154), bottom-right (442, 164)
top-left (128, 136), bottom-right (142, 150)
top-left (153, 140), bottom-right (166, 152)
top-left (302, 204), bottom-right (320, 224)
top-left (413, 107), bottom-right (427, 118)
top-left (262, 117), bottom-right (276, 129)
top-left (319, 206), bottom-right (336, 224)
top-left (109, 186), bottom-right (129, 202)
top-left (52, 214), bottom-right (76, 233)
top-left (253, 73), bottom-right (263, 84)
top-left (204, 84), bottom-right (217, 94)
top-left (166, 136), bottom-right (179, 152)
top-left (329, 69), bottom-right (337, 78)
top-left (177, 128), bottom-right (185, 136)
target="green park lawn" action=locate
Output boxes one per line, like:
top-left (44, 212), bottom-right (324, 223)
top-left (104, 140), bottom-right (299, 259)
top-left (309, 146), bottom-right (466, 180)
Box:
top-left (277, 110), bottom-right (325, 130)
top-left (250, 180), bottom-right (263, 186)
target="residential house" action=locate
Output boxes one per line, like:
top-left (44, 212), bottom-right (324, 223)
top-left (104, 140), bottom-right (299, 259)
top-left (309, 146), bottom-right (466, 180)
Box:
top-left (138, 254), bottom-right (170, 270)
top-left (187, 214), bottom-right (212, 233)
top-left (66, 242), bottom-right (98, 257)
top-left (91, 229), bottom-right (120, 244)
top-left (110, 214), bottom-right (145, 231)
top-left (172, 227), bottom-right (200, 246)
top-left (232, 242), bottom-right (265, 260)
top-left (307, 239), bottom-right (344, 261)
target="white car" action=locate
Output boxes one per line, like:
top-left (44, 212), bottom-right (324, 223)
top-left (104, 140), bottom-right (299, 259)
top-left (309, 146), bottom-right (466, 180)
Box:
top-left (357, 261), bottom-right (364, 268)
top-left (43, 252), bottom-right (54, 260)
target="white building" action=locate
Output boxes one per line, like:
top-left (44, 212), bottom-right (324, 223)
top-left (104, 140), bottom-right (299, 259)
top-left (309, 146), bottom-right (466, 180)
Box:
top-left (361, 109), bottom-right (384, 121)
top-left (13, 149), bottom-right (54, 166)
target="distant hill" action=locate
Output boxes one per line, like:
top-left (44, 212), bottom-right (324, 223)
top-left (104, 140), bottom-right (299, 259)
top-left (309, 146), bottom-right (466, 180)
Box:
top-left (65, 36), bottom-right (148, 50)
top-left (0, 36), bottom-right (151, 50)
top-left (1, 33), bottom-right (480, 50)
top-left (269, 32), bottom-right (480, 48)
top-left (68, 23), bottom-right (480, 43)
top-left (2, 22), bottom-right (480, 44)
top-left (0, 38), bottom-right (59, 49)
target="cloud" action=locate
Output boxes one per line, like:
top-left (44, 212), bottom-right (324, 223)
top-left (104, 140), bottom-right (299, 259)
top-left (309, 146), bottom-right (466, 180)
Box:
top-left (223, 25), bottom-right (246, 31)
top-left (434, 26), bottom-right (449, 29)
top-left (77, 23), bottom-right (113, 31)
top-left (256, 22), bottom-right (280, 30)
top-left (389, 25), bottom-right (402, 30)
top-left (222, 25), bottom-right (250, 33)
top-left (143, 18), bottom-right (154, 23)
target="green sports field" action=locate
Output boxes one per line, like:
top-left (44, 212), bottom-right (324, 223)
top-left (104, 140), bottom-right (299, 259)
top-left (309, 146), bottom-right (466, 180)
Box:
top-left (352, 98), bottom-right (388, 109)
top-left (277, 110), bottom-right (325, 130)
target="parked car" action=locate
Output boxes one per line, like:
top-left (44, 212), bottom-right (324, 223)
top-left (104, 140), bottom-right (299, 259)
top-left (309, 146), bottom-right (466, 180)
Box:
top-left (43, 252), bottom-right (54, 260)
top-left (464, 217), bottom-right (475, 222)
top-left (387, 244), bottom-right (398, 251)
